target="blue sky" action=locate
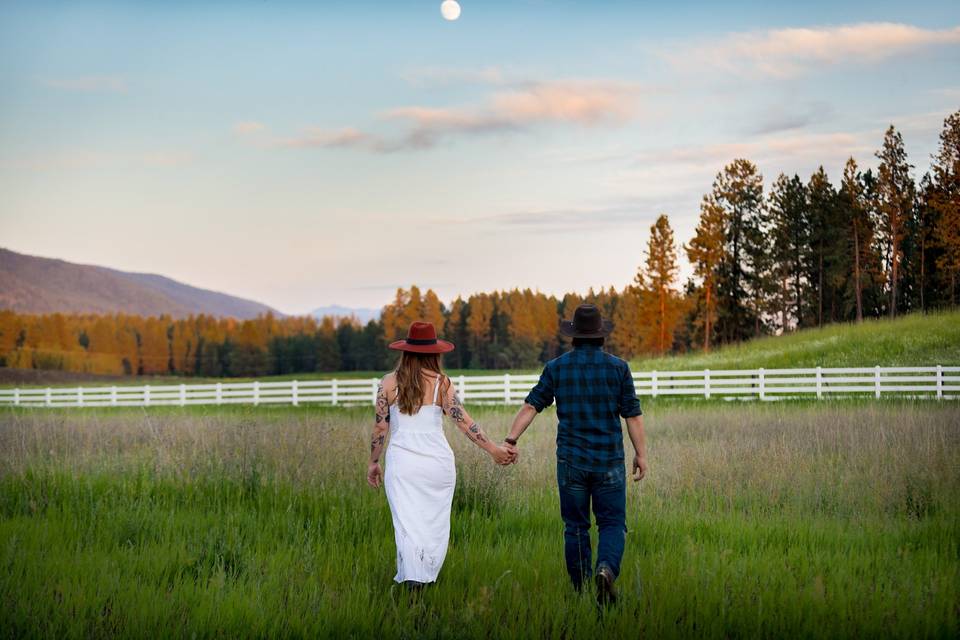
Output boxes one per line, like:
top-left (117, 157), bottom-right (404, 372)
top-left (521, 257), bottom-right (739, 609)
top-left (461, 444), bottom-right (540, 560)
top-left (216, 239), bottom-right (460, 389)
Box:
top-left (1, 1), bottom-right (958, 315)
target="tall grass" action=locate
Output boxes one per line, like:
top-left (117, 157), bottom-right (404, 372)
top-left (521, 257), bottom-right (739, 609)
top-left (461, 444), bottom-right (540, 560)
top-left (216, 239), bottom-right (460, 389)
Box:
top-left (0, 402), bottom-right (958, 638)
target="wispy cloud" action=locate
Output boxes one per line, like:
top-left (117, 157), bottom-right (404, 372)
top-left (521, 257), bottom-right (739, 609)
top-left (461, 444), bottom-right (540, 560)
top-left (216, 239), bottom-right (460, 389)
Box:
top-left (399, 65), bottom-right (509, 87)
top-left (238, 79), bottom-right (642, 153)
top-left (233, 121), bottom-right (266, 135)
top-left (39, 75), bottom-right (128, 93)
top-left (747, 102), bottom-right (834, 135)
top-left (629, 131), bottom-right (870, 172)
top-left (459, 196), bottom-right (685, 234)
top-left (671, 22), bottom-right (960, 77)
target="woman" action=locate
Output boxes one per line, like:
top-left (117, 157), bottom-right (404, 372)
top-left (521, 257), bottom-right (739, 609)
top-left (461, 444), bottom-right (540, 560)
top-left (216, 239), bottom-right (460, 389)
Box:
top-left (366, 321), bottom-right (515, 587)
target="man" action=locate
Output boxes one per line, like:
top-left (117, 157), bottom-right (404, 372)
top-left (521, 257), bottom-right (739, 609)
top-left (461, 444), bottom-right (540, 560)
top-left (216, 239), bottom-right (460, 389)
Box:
top-left (503, 304), bottom-right (648, 606)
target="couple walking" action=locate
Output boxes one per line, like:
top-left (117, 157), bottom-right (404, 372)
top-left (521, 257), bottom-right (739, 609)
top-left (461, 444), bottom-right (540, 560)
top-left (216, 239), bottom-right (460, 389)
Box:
top-left (366, 304), bottom-right (648, 605)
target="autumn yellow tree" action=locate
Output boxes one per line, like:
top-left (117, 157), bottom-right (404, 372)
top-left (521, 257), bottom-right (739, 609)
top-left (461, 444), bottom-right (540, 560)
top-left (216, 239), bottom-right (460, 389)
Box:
top-left (637, 214), bottom-right (683, 355)
top-left (685, 196), bottom-right (726, 351)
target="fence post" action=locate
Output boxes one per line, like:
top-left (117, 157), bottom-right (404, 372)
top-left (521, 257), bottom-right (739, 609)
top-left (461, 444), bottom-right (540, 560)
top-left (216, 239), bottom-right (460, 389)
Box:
top-left (216, 382), bottom-right (223, 405)
top-left (874, 365), bottom-right (881, 399)
top-left (652, 371), bottom-right (658, 398)
top-left (144, 385), bottom-right (151, 407)
top-left (759, 368), bottom-right (765, 401)
top-left (504, 373), bottom-right (511, 404)
top-left (459, 375), bottom-right (466, 402)
top-left (180, 383), bottom-right (186, 407)
top-left (936, 365), bottom-right (943, 400)
top-left (110, 385), bottom-right (117, 407)
top-left (13, 388), bottom-right (19, 406)
top-left (816, 367), bottom-right (822, 399)
top-left (332, 379), bottom-right (338, 406)
top-left (45, 387), bottom-right (51, 407)
top-left (253, 381), bottom-right (260, 406)
top-left (293, 380), bottom-right (300, 407)
top-left (77, 387), bottom-right (83, 407)
top-left (704, 369), bottom-right (711, 399)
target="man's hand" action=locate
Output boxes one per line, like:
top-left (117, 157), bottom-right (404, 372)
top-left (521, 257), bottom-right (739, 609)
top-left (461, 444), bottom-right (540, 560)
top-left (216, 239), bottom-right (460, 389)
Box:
top-left (489, 444), bottom-right (516, 466)
top-left (367, 462), bottom-right (384, 488)
top-left (503, 441), bottom-right (519, 464)
top-left (632, 454), bottom-right (647, 481)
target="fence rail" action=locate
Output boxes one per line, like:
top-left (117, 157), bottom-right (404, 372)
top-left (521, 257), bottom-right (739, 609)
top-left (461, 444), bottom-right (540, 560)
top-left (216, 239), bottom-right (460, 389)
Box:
top-left (0, 366), bottom-right (958, 408)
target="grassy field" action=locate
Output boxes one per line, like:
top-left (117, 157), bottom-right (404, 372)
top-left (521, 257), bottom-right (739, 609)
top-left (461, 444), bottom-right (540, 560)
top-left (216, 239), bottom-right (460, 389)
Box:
top-left (1, 401), bottom-right (958, 638)
top-left (633, 308), bottom-right (960, 371)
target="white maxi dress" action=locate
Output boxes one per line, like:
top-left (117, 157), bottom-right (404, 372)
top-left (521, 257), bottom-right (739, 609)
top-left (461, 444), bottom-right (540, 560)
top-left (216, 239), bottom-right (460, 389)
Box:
top-left (384, 376), bottom-right (456, 583)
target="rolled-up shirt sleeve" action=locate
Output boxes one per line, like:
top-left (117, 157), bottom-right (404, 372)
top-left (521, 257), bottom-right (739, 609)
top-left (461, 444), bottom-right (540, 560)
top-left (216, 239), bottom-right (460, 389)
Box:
top-left (619, 365), bottom-right (642, 418)
top-left (524, 365), bottom-right (555, 412)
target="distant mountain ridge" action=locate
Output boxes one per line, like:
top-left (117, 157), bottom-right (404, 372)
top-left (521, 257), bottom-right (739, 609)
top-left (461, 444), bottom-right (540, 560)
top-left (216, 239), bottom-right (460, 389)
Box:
top-left (0, 247), bottom-right (281, 320)
top-left (310, 305), bottom-right (380, 325)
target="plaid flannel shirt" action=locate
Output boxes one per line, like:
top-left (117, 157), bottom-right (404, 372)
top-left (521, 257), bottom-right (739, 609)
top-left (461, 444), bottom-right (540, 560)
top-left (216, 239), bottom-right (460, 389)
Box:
top-left (524, 344), bottom-right (642, 472)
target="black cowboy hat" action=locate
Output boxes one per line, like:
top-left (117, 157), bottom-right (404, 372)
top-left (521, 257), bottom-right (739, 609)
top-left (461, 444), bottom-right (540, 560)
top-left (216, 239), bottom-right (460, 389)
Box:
top-left (559, 303), bottom-right (614, 338)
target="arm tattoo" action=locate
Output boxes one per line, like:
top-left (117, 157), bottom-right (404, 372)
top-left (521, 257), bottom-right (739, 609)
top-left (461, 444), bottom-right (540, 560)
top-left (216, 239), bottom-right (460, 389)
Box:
top-left (463, 421), bottom-right (488, 445)
top-left (374, 382), bottom-right (390, 424)
top-left (370, 433), bottom-right (386, 462)
top-left (447, 392), bottom-right (466, 423)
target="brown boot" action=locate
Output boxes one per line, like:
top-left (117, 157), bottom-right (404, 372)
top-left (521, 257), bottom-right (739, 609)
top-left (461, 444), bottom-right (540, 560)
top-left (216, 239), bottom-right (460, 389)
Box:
top-left (595, 565), bottom-right (618, 607)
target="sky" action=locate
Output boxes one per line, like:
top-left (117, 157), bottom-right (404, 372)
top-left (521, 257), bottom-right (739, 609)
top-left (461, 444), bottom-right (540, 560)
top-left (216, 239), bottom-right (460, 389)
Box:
top-left (1, 0), bottom-right (958, 316)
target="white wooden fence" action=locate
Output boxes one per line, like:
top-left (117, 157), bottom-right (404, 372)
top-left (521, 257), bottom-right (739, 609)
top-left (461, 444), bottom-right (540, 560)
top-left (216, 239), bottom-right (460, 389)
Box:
top-left (0, 366), bottom-right (957, 408)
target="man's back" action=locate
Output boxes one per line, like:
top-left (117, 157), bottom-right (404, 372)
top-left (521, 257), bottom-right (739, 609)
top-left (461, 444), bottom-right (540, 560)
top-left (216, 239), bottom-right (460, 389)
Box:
top-left (524, 344), bottom-right (642, 471)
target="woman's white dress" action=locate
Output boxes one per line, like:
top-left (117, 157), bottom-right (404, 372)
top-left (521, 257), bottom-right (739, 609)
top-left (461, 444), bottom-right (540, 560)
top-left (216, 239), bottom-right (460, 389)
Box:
top-left (384, 376), bottom-right (456, 583)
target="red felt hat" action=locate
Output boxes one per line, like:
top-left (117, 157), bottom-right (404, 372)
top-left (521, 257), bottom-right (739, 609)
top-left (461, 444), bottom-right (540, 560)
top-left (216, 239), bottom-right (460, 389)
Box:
top-left (388, 321), bottom-right (455, 353)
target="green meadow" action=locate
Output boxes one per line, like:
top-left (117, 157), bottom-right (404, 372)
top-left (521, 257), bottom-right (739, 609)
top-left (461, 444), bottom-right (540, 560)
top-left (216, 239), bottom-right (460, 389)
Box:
top-left (632, 309), bottom-right (960, 371)
top-left (1, 400), bottom-right (958, 638)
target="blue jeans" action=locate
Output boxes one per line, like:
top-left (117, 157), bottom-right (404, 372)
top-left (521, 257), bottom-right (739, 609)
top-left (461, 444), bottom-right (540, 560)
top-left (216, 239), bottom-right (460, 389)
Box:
top-left (557, 458), bottom-right (627, 591)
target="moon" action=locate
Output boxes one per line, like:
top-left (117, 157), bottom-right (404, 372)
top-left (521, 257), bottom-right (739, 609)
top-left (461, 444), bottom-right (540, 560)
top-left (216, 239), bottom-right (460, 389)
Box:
top-left (440, 0), bottom-right (461, 21)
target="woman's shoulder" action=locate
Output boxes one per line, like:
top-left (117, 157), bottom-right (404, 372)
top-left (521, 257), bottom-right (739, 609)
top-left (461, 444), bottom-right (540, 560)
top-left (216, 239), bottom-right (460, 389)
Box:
top-left (381, 371), bottom-right (398, 389)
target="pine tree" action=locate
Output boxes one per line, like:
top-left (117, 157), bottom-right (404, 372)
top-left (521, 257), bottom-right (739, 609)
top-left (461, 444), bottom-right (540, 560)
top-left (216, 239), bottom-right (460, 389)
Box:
top-left (637, 214), bottom-right (682, 355)
top-left (711, 159), bottom-right (766, 343)
top-left (838, 159), bottom-right (878, 322)
top-left (685, 195), bottom-right (726, 351)
top-left (874, 125), bottom-right (916, 317)
top-left (931, 110), bottom-right (960, 305)
top-left (767, 173), bottom-right (809, 331)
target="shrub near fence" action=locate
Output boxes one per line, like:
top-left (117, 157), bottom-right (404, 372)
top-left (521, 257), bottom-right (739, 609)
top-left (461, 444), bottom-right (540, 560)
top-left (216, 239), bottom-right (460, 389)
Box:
top-left (0, 366), bottom-right (958, 408)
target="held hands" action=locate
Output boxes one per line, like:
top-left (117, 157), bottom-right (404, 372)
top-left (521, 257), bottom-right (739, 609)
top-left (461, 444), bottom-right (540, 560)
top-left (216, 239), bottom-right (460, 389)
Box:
top-left (632, 453), bottom-right (648, 481)
top-left (489, 443), bottom-right (517, 466)
top-left (367, 461), bottom-right (383, 488)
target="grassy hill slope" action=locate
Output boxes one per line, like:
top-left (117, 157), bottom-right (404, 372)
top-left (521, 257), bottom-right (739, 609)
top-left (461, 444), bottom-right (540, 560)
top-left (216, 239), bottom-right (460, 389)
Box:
top-left (632, 309), bottom-right (960, 371)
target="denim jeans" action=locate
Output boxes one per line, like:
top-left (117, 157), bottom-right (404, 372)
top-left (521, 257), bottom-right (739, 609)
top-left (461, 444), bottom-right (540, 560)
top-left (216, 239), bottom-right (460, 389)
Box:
top-left (557, 458), bottom-right (627, 591)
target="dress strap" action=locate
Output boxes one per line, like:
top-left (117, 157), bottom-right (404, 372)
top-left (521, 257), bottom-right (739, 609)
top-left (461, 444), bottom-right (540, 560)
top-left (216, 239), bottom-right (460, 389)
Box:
top-left (432, 374), bottom-right (443, 405)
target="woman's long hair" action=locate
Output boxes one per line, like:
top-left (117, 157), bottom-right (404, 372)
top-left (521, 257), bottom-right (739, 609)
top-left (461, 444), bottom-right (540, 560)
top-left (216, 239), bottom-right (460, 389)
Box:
top-left (394, 351), bottom-right (444, 415)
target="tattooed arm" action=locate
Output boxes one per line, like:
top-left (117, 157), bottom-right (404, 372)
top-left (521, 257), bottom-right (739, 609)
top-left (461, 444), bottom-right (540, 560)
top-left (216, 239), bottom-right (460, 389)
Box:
top-left (367, 374), bottom-right (393, 488)
top-left (440, 377), bottom-right (516, 466)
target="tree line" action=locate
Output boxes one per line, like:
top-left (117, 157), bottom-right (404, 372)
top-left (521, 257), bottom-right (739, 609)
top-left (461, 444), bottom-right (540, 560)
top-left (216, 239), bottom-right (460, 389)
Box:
top-left (1, 110), bottom-right (957, 377)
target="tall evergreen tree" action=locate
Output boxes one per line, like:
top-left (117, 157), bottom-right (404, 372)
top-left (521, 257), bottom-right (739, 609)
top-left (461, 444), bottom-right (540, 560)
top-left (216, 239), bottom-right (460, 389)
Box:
top-left (805, 167), bottom-right (843, 326)
top-left (767, 173), bottom-right (809, 331)
top-left (684, 195), bottom-right (726, 351)
top-left (874, 125), bottom-right (915, 317)
top-left (711, 159), bottom-right (766, 343)
top-left (637, 215), bottom-right (683, 354)
top-left (837, 158), bottom-right (878, 322)
top-left (931, 110), bottom-right (960, 305)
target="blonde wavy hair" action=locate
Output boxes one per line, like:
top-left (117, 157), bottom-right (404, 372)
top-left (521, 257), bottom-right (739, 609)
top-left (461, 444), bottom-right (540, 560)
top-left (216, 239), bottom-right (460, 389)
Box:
top-left (393, 351), bottom-right (446, 415)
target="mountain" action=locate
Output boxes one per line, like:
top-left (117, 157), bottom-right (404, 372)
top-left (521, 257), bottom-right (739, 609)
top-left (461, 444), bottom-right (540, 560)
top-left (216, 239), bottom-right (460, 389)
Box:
top-left (310, 305), bottom-right (380, 325)
top-left (0, 247), bottom-right (281, 320)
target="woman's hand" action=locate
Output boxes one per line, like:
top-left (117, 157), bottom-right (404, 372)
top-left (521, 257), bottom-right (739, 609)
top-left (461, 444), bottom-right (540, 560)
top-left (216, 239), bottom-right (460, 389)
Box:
top-left (367, 462), bottom-right (384, 488)
top-left (488, 444), bottom-right (516, 466)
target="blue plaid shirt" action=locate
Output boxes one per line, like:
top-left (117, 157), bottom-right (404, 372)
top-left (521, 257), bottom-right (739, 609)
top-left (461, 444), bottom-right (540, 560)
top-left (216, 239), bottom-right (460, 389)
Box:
top-left (524, 344), bottom-right (642, 472)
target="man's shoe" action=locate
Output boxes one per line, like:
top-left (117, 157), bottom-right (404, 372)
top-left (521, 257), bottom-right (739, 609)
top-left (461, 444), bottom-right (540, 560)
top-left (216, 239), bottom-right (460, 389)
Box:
top-left (595, 565), bottom-right (618, 607)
